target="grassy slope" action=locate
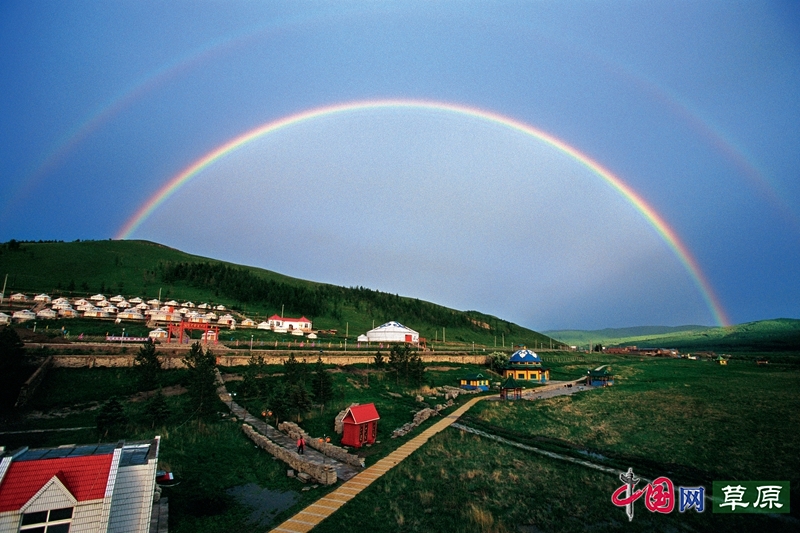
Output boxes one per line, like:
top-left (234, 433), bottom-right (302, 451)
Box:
top-left (547, 319), bottom-right (800, 353)
top-left (312, 356), bottom-right (800, 533)
top-left (0, 239), bottom-right (553, 347)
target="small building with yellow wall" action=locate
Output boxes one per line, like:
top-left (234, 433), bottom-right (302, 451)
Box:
top-left (503, 348), bottom-right (550, 383)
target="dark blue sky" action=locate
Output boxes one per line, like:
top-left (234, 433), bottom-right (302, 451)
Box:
top-left (1, 2), bottom-right (798, 330)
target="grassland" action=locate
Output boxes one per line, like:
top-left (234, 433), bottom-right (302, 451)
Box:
top-left (547, 319), bottom-right (800, 353)
top-left (1, 359), bottom-right (499, 532)
top-left (309, 355), bottom-right (800, 532)
top-left (0, 239), bottom-right (556, 348)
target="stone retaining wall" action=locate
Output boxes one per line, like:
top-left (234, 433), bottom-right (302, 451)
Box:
top-left (50, 353), bottom-right (489, 368)
top-left (242, 424), bottom-right (337, 485)
top-left (278, 422), bottom-right (365, 468)
top-left (391, 407), bottom-right (444, 438)
top-left (15, 356), bottom-right (53, 407)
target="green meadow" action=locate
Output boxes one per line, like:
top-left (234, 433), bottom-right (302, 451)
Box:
top-left (310, 355), bottom-right (800, 532)
top-left (4, 353), bottom-right (798, 532)
top-left (548, 319), bottom-right (800, 353)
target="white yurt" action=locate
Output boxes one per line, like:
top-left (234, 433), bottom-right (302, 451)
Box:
top-left (365, 321), bottom-right (419, 344)
top-left (148, 328), bottom-right (168, 340)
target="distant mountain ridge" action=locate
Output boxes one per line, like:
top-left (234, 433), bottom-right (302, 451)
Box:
top-left (545, 325), bottom-right (713, 345)
top-left (546, 319), bottom-right (800, 353)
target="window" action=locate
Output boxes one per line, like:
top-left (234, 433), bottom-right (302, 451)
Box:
top-left (20, 507), bottom-right (72, 533)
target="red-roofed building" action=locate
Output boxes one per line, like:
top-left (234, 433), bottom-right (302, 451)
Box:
top-left (340, 403), bottom-right (380, 449)
top-left (267, 315), bottom-right (312, 332)
top-left (0, 438), bottom-right (161, 533)
top-left (0, 454), bottom-right (113, 512)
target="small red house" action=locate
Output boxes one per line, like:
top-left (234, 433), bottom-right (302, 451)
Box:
top-left (341, 403), bottom-right (380, 448)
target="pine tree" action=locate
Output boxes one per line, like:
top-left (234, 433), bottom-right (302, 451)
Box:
top-left (182, 342), bottom-right (218, 415)
top-left (240, 354), bottom-right (265, 399)
top-left (286, 383), bottom-right (313, 422)
top-left (388, 344), bottom-right (410, 384)
top-left (96, 397), bottom-right (128, 437)
top-left (409, 352), bottom-right (426, 387)
top-left (133, 339), bottom-right (161, 391)
top-left (373, 350), bottom-right (385, 368)
top-left (311, 356), bottom-right (333, 407)
top-left (145, 388), bottom-right (171, 427)
top-left (283, 352), bottom-right (306, 387)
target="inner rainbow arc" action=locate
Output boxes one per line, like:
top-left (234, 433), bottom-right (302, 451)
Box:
top-left (115, 98), bottom-right (729, 326)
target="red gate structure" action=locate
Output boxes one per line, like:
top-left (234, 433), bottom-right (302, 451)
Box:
top-left (166, 321), bottom-right (220, 345)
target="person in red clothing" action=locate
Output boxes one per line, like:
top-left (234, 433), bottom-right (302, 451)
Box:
top-left (297, 437), bottom-right (305, 455)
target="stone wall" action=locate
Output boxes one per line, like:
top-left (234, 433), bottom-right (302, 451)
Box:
top-left (15, 356), bottom-right (53, 407)
top-left (241, 424), bottom-right (337, 485)
top-left (278, 422), bottom-right (365, 468)
top-left (50, 352), bottom-right (490, 368)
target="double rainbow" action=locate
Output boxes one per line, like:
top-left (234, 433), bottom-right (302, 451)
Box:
top-left (116, 99), bottom-right (729, 326)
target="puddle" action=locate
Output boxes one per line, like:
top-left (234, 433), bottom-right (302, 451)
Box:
top-left (226, 483), bottom-right (299, 527)
top-left (578, 449), bottom-right (607, 460)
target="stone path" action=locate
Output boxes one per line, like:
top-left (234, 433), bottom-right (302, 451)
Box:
top-left (215, 371), bottom-right (360, 482)
top-left (268, 395), bottom-right (486, 533)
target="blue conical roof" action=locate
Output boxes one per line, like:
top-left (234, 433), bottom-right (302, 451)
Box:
top-left (510, 349), bottom-right (541, 363)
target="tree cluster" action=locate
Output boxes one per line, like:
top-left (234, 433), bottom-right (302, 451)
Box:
top-left (264, 354), bottom-right (335, 424)
top-left (160, 261), bottom-right (328, 316)
top-left (158, 260), bottom-right (515, 335)
top-left (486, 351), bottom-right (510, 374)
top-left (387, 344), bottom-right (425, 387)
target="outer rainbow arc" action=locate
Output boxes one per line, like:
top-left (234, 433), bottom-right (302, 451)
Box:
top-left (115, 98), bottom-right (729, 327)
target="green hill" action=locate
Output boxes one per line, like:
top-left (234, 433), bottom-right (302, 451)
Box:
top-left (0, 239), bottom-right (560, 348)
top-left (547, 320), bottom-right (800, 353)
top-left (545, 325), bottom-right (712, 347)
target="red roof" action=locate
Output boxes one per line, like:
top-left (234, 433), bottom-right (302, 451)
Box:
top-left (0, 455), bottom-right (113, 511)
top-left (343, 403), bottom-right (380, 424)
top-left (268, 315), bottom-right (310, 323)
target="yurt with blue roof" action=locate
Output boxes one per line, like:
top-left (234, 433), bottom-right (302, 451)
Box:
top-left (503, 348), bottom-right (550, 383)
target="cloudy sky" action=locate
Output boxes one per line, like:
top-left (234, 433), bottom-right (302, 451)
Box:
top-left (1, 2), bottom-right (798, 330)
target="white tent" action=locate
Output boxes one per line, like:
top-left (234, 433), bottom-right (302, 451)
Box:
top-left (365, 321), bottom-right (419, 344)
top-left (149, 328), bottom-right (168, 340)
top-left (13, 310), bottom-right (37, 322)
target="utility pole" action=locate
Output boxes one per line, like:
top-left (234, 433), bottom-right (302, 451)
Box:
top-left (281, 304), bottom-right (284, 318)
top-left (0, 274), bottom-right (6, 305)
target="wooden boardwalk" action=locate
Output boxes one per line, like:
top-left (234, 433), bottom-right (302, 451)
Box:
top-left (269, 395), bottom-right (486, 533)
